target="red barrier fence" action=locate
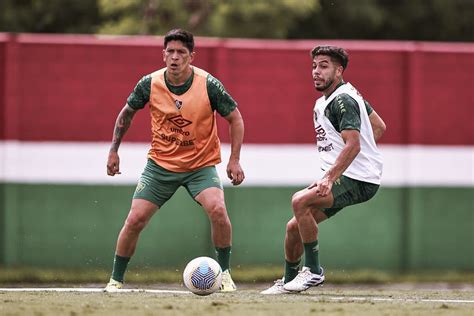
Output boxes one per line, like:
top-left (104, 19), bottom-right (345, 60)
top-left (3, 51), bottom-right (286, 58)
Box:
top-left (1, 33), bottom-right (473, 145)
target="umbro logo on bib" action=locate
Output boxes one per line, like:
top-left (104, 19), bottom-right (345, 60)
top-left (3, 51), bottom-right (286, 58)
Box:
top-left (168, 114), bottom-right (192, 128)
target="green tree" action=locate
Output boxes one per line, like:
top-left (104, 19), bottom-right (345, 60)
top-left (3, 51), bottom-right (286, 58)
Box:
top-left (287, 0), bottom-right (384, 40)
top-left (207, 0), bottom-right (319, 38)
top-left (97, 0), bottom-right (319, 38)
top-left (0, 0), bottom-right (100, 33)
top-left (376, 0), bottom-right (473, 41)
top-left (1, 0), bottom-right (472, 41)
top-left (287, 0), bottom-right (473, 41)
top-left (98, 0), bottom-right (216, 35)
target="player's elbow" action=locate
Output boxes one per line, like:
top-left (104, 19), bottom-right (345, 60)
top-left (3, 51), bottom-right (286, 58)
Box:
top-left (378, 120), bottom-right (387, 136)
top-left (353, 142), bottom-right (361, 155)
top-left (374, 120), bottom-right (386, 141)
top-left (348, 137), bottom-right (361, 155)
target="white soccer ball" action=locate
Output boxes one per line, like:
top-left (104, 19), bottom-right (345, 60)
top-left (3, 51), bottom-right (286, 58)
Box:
top-left (183, 256), bottom-right (222, 296)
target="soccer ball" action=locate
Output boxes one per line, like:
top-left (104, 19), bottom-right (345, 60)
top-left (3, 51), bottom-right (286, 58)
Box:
top-left (183, 256), bottom-right (222, 296)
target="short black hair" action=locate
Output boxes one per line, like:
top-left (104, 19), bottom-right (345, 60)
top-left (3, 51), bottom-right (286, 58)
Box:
top-left (164, 29), bottom-right (194, 52)
top-left (311, 45), bottom-right (349, 70)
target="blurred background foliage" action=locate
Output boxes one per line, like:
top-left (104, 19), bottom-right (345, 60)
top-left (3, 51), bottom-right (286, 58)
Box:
top-left (0, 0), bottom-right (472, 41)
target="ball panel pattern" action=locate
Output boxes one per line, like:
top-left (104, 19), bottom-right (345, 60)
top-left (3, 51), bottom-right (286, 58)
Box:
top-left (191, 261), bottom-right (217, 290)
top-left (183, 256), bottom-right (222, 296)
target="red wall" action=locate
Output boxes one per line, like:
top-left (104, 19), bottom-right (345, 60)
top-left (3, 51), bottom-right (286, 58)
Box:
top-left (1, 34), bottom-right (473, 145)
top-left (0, 38), bottom-right (5, 140)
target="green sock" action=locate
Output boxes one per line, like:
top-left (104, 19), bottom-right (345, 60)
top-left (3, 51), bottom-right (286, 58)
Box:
top-left (215, 246), bottom-right (231, 271)
top-left (304, 240), bottom-right (321, 274)
top-left (284, 259), bottom-right (301, 283)
top-left (111, 254), bottom-right (130, 283)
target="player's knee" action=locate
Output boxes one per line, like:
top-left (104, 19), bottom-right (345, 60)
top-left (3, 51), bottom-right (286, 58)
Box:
top-left (291, 193), bottom-right (307, 215)
top-left (124, 213), bottom-right (148, 232)
top-left (207, 203), bottom-right (229, 226)
top-left (286, 219), bottom-right (299, 235)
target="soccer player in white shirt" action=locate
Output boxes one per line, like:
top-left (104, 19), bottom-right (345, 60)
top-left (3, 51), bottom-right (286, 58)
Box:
top-left (262, 45), bottom-right (386, 294)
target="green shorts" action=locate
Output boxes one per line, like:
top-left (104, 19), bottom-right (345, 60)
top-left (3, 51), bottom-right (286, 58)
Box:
top-left (323, 175), bottom-right (379, 218)
top-left (133, 159), bottom-right (223, 207)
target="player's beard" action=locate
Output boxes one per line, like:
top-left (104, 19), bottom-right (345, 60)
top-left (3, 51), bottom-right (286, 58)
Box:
top-left (315, 78), bottom-right (334, 92)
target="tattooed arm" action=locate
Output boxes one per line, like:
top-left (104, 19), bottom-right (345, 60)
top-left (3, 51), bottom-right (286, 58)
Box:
top-left (107, 104), bottom-right (138, 176)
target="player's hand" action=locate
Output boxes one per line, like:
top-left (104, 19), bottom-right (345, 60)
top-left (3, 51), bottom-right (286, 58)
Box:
top-left (107, 151), bottom-right (121, 176)
top-left (307, 180), bottom-right (319, 190)
top-left (226, 159), bottom-right (245, 186)
top-left (307, 178), bottom-right (332, 197)
top-left (315, 177), bottom-right (333, 197)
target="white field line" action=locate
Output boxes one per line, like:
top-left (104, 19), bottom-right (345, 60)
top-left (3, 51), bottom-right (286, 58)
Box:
top-left (0, 288), bottom-right (473, 304)
top-left (0, 287), bottom-right (190, 294)
top-left (327, 296), bottom-right (474, 304)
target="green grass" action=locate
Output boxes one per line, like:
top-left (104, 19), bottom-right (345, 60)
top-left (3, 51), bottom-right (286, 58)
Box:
top-left (0, 266), bottom-right (473, 284)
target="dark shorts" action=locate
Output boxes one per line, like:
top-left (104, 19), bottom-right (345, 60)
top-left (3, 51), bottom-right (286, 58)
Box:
top-left (323, 175), bottom-right (379, 218)
top-left (133, 159), bottom-right (223, 207)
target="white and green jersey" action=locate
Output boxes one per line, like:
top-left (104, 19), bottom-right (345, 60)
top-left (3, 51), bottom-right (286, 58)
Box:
top-left (313, 82), bottom-right (383, 184)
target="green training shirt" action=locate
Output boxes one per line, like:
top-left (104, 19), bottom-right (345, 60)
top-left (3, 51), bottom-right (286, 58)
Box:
top-left (126, 68), bottom-right (237, 117)
top-left (323, 83), bottom-right (374, 133)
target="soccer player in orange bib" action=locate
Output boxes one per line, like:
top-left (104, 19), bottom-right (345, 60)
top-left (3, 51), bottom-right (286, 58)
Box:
top-left (104, 29), bottom-right (244, 292)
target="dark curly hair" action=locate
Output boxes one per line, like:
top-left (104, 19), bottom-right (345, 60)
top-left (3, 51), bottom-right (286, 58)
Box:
top-left (311, 45), bottom-right (349, 70)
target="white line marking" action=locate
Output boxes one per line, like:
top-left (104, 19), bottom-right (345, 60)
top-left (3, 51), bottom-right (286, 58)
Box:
top-left (0, 288), bottom-right (472, 303)
top-left (327, 296), bottom-right (474, 304)
top-left (0, 288), bottom-right (190, 294)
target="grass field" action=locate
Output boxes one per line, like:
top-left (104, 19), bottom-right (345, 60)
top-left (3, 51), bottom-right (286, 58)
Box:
top-left (1, 266), bottom-right (473, 284)
top-left (1, 267), bottom-right (473, 315)
top-left (1, 283), bottom-right (473, 316)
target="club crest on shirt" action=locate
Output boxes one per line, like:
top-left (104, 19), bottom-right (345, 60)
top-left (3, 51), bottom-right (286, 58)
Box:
top-left (175, 99), bottom-right (183, 110)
